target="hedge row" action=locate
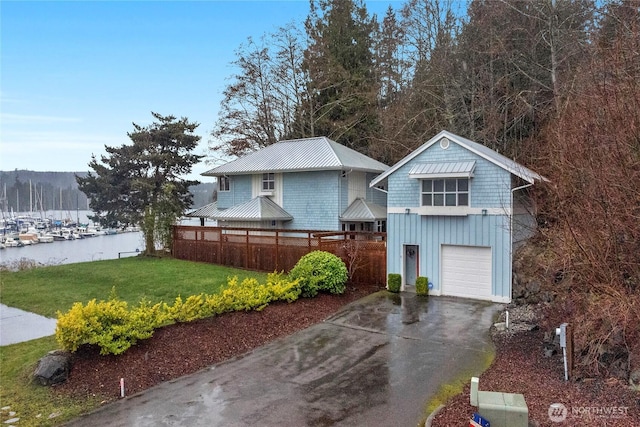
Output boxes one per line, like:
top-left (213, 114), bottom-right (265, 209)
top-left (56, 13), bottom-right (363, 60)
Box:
top-left (55, 272), bottom-right (301, 355)
top-left (55, 251), bottom-right (350, 356)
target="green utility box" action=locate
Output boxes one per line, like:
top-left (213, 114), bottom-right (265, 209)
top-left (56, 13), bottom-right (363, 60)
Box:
top-left (470, 377), bottom-right (528, 427)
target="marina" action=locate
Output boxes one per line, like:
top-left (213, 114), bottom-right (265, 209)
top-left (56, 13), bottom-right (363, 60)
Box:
top-left (0, 229), bottom-right (144, 267)
top-left (0, 211), bottom-right (144, 267)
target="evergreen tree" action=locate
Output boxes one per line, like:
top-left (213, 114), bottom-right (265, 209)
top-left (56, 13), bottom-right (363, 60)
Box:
top-left (77, 113), bottom-right (203, 253)
top-left (300, 0), bottom-right (380, 155)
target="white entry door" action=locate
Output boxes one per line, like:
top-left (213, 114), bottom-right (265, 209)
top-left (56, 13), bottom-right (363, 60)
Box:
top-left (441, 245), bottom-right (492, 300)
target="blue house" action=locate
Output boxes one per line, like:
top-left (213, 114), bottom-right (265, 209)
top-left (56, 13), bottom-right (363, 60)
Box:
top-left (370, 130), bottom-right (547, 302)
top-left (202, 137), bottom-right (388, 231)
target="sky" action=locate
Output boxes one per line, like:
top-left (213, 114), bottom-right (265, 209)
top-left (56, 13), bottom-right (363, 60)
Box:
top-left (1, 0), bottom-right (404, 182)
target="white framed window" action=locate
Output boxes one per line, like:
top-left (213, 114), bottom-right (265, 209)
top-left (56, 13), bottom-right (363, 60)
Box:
top-left (421, 178), bottom-right (469, 207)
top-left (219, 176), bottom-right (230, 192)
top-left (262, 173), bottom-right (275, 191)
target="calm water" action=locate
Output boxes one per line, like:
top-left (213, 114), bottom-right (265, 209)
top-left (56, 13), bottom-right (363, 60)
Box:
top-left (0, 232), bottom-right (144, 267)
top-left (0, 210), bottom-right (207, 267)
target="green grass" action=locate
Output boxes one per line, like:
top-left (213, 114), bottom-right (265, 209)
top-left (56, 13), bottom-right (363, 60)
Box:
top-left (0, 256), bottom-right (268, 317)
top-left (0, 257), bottom-right (269, 425)
top-left (0, 336), bottom-right (101, 427)
top-left (418, 349), bottom-right (496, 426)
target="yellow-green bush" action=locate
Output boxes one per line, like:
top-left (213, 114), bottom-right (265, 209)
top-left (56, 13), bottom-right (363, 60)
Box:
top-left (55, 298), bottom-right (165, 355)
top-left (56, 273), bottom-right (302, 355)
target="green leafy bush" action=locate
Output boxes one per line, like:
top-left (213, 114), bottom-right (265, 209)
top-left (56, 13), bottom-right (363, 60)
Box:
top-left (388, 273), bottom-right (401, 293)
top-left (289, 251), bottom-right (348, 297)
top-left (56, 274), bottom-right (303, 355)
top-left (415, 276), bottom-right (429, 296)
top-left (55, 298), bottom-right (166, 355)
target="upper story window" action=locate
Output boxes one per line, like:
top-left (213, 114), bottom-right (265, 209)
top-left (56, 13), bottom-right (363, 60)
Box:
top-left (262, 173), bottom-right (275, 191)
top-left (421, 178), bottom-right (469, 207)
top-left (219, 176), bottom-right (230, 192)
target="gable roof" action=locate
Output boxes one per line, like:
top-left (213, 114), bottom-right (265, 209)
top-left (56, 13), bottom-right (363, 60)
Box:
top-left (370, 130), bottom-right (548, 187)
top-left (212, 196), bottom-right (293, 222)
top-left (203, 137), bottom-right (388, 176)
top-left (340, 198), bottom-right (387, 221)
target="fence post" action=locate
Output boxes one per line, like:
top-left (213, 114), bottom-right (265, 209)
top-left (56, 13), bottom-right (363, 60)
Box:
top-left (245, 229), bottom-right (250, 269)
top-left (275, 230), bottom-right (279, 271)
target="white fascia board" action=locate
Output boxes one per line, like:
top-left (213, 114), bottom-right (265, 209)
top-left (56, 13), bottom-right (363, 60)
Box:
top-left (387, 207), bottom-right (510, 216)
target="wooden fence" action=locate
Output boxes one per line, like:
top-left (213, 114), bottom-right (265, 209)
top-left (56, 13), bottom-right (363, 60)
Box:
top-left (172, 226), bottom-right (387, 286)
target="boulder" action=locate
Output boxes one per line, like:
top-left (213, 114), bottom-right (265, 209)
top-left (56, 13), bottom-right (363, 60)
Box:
top-left (629, 368), bottom-right (640, 391)
top-left (33, 350), bottom-right (71, 386)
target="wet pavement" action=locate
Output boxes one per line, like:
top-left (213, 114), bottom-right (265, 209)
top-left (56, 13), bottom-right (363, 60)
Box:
top-left (0, 304), bottom-right (57, 346)
top-left (65, 292), bottom-right (502, 427)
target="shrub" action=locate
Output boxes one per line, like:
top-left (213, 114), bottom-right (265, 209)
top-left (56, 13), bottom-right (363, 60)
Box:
top-left (415, 276), bottom-right (429, 296)
top-left (388, 273), bottom-right (401, 293)
top-left (56, 298), bottom-right (165, 355)
top-left (265, 271), bottom-right (302, 303)
top-left (164, 294), bottom-right (211, 323)
top-left (289, 251), bottom-right (348, 297)
top-left (56, 274), bottom-right (303, 356)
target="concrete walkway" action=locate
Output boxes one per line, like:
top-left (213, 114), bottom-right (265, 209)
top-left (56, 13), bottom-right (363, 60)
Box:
top-left (64, 292), bottom-right (501, 427)
top-left (0, 304), bottom-right (57, 346)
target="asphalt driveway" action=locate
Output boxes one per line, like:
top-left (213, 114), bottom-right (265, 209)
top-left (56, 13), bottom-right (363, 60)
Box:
top-left (65, 292), bottom-right (502, 427)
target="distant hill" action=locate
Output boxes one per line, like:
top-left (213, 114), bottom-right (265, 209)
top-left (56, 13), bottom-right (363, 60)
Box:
top-left (0, 170), bottom-right (215, 212)
top-left (0, 170), bottom-right (88, 190)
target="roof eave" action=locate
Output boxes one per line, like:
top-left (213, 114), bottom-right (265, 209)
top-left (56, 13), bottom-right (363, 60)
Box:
top-left (204, 166), bottom-right (387, 177)
top-left (371, 130), bottom-right (548, 187)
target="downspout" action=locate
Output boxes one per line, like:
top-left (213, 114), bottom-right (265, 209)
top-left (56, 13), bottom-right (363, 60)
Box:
top-left (338, 171), bottom-right (341, 230)
top-left (509, 182), bottom-right (534, 302)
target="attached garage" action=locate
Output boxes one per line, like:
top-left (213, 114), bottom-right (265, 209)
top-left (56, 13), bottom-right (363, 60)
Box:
top-left (441, 245), bottom-right (492, 300)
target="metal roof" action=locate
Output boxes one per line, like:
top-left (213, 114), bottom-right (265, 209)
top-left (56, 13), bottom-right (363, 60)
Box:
top-left (212, 196), bottom-right (293, 221)
top-left (203, 137), bottom-right (388, 176)
top-left (370, 130), bottom-right (548, 187)
top-left (185, 202), bottom-right (220, 218)
top-left (408, 161), bottom-right (476, 178)
top-left (340, 198), bottom-right (387, 221)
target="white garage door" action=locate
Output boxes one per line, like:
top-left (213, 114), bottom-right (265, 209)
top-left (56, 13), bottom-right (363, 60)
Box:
top-left (441, 245), bottom-right (492, 300)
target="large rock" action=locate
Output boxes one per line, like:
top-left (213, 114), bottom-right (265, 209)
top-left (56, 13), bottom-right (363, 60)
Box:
top-left (629, 368), bottom-right (640, 391)
top-left (33, 350), bottom-right (71, 386)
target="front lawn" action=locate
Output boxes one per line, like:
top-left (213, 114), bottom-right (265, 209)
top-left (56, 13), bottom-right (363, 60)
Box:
top-left (0, 257), bottom-right (267, 317)
top-left (0, 257), bottom-right (268, 426)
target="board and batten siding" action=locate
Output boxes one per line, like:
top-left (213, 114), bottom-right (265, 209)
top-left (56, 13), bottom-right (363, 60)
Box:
top-left (282, 170), bottom-right (341, 230)
top-left (252, 173), bottom-right (284, 206)
top-left (347, 171), bottom-right (366, 204)
top-left (387, 212), bottom-right (512, 302)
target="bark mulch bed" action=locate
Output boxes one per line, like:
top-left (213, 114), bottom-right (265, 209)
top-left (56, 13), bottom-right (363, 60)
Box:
top-left (56, 290), bottom-right (639, 426)
top-left (55, 284), bottom-right (382, 402)
top-left (431, 315), bottom-right (640, 426)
